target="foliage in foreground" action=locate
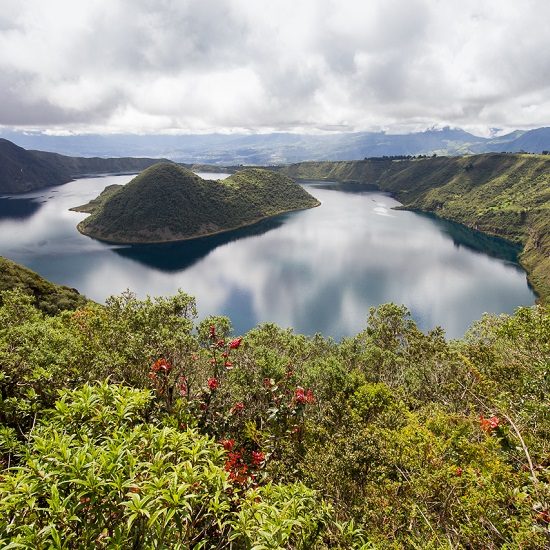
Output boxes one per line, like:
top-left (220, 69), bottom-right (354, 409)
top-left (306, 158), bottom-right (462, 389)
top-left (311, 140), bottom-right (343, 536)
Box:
top-left (0, 287), bottom-right (549, 548)
top-left (0, 383), bottom-right (329, 549)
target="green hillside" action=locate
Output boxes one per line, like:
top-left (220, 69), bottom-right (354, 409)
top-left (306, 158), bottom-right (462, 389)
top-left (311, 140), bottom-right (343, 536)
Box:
top-left (0, 256), bottom-right (87, 314)
top-left (0, 138), bottom-right (70, 194)
top-left (0, 138), bottom-right (171, 194)
top-left (76, 163), bottom-right (320, 243)
top-left (1, 287), bottom-right (548, 548)
top-left (279, 153), bottom-right (550, 301)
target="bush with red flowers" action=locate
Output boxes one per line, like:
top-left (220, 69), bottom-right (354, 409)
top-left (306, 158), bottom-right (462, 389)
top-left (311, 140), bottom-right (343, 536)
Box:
top-left (0, 290), bottom-right (548, 549)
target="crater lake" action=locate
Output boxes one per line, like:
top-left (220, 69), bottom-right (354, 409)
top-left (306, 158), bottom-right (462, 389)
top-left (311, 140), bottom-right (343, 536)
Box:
top-left (0, 173), bottom-right (536, 339)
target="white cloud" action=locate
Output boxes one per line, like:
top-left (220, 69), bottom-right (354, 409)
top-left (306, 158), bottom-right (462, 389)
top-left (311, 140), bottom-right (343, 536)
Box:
top-left (1, 0), bottom-right (549, 134)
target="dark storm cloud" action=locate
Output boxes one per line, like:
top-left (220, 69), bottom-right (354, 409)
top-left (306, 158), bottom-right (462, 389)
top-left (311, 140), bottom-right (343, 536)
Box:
top-left (1, 0), bottom-right (550, 134)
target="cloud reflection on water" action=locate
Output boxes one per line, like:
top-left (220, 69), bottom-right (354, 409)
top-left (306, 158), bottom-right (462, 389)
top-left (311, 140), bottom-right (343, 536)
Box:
top-left (0, 177), bottom-right (535, 340)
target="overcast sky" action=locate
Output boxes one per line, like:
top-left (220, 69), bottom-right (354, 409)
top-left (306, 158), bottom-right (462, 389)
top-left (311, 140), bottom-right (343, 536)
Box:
top-left (1, 0), bottom-right (549, 136)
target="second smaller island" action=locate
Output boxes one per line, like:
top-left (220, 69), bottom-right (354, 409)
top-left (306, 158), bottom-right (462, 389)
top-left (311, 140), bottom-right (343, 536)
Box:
top-left (72, 163), bottom-right (320, 244)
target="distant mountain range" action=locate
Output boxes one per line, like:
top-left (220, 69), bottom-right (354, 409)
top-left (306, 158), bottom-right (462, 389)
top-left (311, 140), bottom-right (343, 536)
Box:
top-left (2, 127), bottom-right (550, 165)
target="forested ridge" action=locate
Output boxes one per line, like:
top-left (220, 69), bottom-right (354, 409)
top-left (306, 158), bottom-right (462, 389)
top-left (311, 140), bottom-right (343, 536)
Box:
top-left (0, 138), bottom-right (169, 194)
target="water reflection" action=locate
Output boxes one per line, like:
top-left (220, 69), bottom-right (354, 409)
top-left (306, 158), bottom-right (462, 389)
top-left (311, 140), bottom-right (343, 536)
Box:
top-left (0, 174), bottom-right (536, 340)
top-left (415, 212), bottom-right (522, 265)
top-left (113, 216), bottom-right (285, 271)
top-left (0, 197), bottom-right (42, 220)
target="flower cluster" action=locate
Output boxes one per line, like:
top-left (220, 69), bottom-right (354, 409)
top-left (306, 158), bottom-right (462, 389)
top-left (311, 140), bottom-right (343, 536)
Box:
top-left (194, 329), bottom-right (246, 426)
top-left (229, 337), bottom-right (243, 349)
top-left (220, 439), bottom-right (235, 451)
top-left (251, 450), bottom-right (265, 466)
top-left (480, 415), bottom-right (500, 433)
top-left (207, 326), bottom-right (243, 373)
top-left (225, 450), bottom-right (249, 484)
top-left (222, 442), bottom-right (266, 486)
top-left (148, 358), bottom-right (173, 397)
top-left (294, 386), bottom-right (315, 405)
top-left (208, 377), bottom-right (219, 391)
top-left (149, 358), bottom-right (172, 379)
top-left (177, 376), bottom-right (188, 397)
top-left (230, 401), bottom-right (245, 414)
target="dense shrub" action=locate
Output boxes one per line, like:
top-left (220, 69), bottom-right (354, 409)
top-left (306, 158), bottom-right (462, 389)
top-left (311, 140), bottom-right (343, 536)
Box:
top-left (0, 290), bottom-right (548, 548)
top-left (0, 384), bottom-right (331, 549)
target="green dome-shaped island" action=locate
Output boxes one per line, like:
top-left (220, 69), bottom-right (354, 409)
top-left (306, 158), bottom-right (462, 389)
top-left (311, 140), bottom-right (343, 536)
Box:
top-left (73, 163), bottom-right (320, 243)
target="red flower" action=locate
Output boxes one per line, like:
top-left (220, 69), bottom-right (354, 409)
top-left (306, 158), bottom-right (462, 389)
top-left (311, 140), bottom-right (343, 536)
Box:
top-left (151, 358), bottom-right (172, 374)
top-left (295, 387), bottom-right (314, 404)
top-left (231, 402), bottom-right (244, 414)
top-left (217, 339), bottom-right (226, 348)
top-left (225, 451), bottom-right (242, 469)
top-left (480, 415), bottom-right (500, 432)
top-left (209, 324), bottom-right (216, 339)
top-left (229, 337), bottom-right (243, 349)
top-left (455, 467), bottom-right (463, 477)
top-left (251, 451), bottom-right (265, 465)
top-left (208, 377), bottom-right (219, 391)
top-left (177, 376), bottom-right (187, 397)
top-left (224, 360), bottom-right (233, 369)
top-left (221, 439), bottom-right (235, 451)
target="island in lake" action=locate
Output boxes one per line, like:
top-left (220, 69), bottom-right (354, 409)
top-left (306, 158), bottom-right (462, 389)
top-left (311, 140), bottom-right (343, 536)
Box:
top-left (72, 163), bottom-right (320, 243)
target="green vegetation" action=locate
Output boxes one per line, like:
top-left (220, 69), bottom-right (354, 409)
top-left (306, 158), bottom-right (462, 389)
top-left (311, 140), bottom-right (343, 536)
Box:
top-left (0, 256), bottom-right (87, 314)
top-left (0, 138), bottom-right (170, 194)
top-left (278, 153), bottom-right (550, 301)
top-left (69, 184), bottom-right (123, 214)
top-left (76, 163), bottom-right (320, 243)
top-left (1, 286), bottom-right (548, 548)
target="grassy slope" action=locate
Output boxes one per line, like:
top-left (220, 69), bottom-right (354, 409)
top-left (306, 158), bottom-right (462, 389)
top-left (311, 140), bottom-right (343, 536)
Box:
top-left (0, 139), bottom-right (71, 194)
top-left (70, 184), bottom-right (124, 214)
top-left (278, 154), bottom-right (550, 301)
top-left (0, 138), bottom-right (173, 194)
top-left (276, 159), bottom-right (394, 183)
top-left (0, 256), bottom-right (88, 314)
top-left (77, 163), bottom-right (320, 243)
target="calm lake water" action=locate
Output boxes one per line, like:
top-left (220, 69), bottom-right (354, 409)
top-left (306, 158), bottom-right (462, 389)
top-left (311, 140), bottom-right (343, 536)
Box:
top-left (0, 173), bottom-right (536, 339)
